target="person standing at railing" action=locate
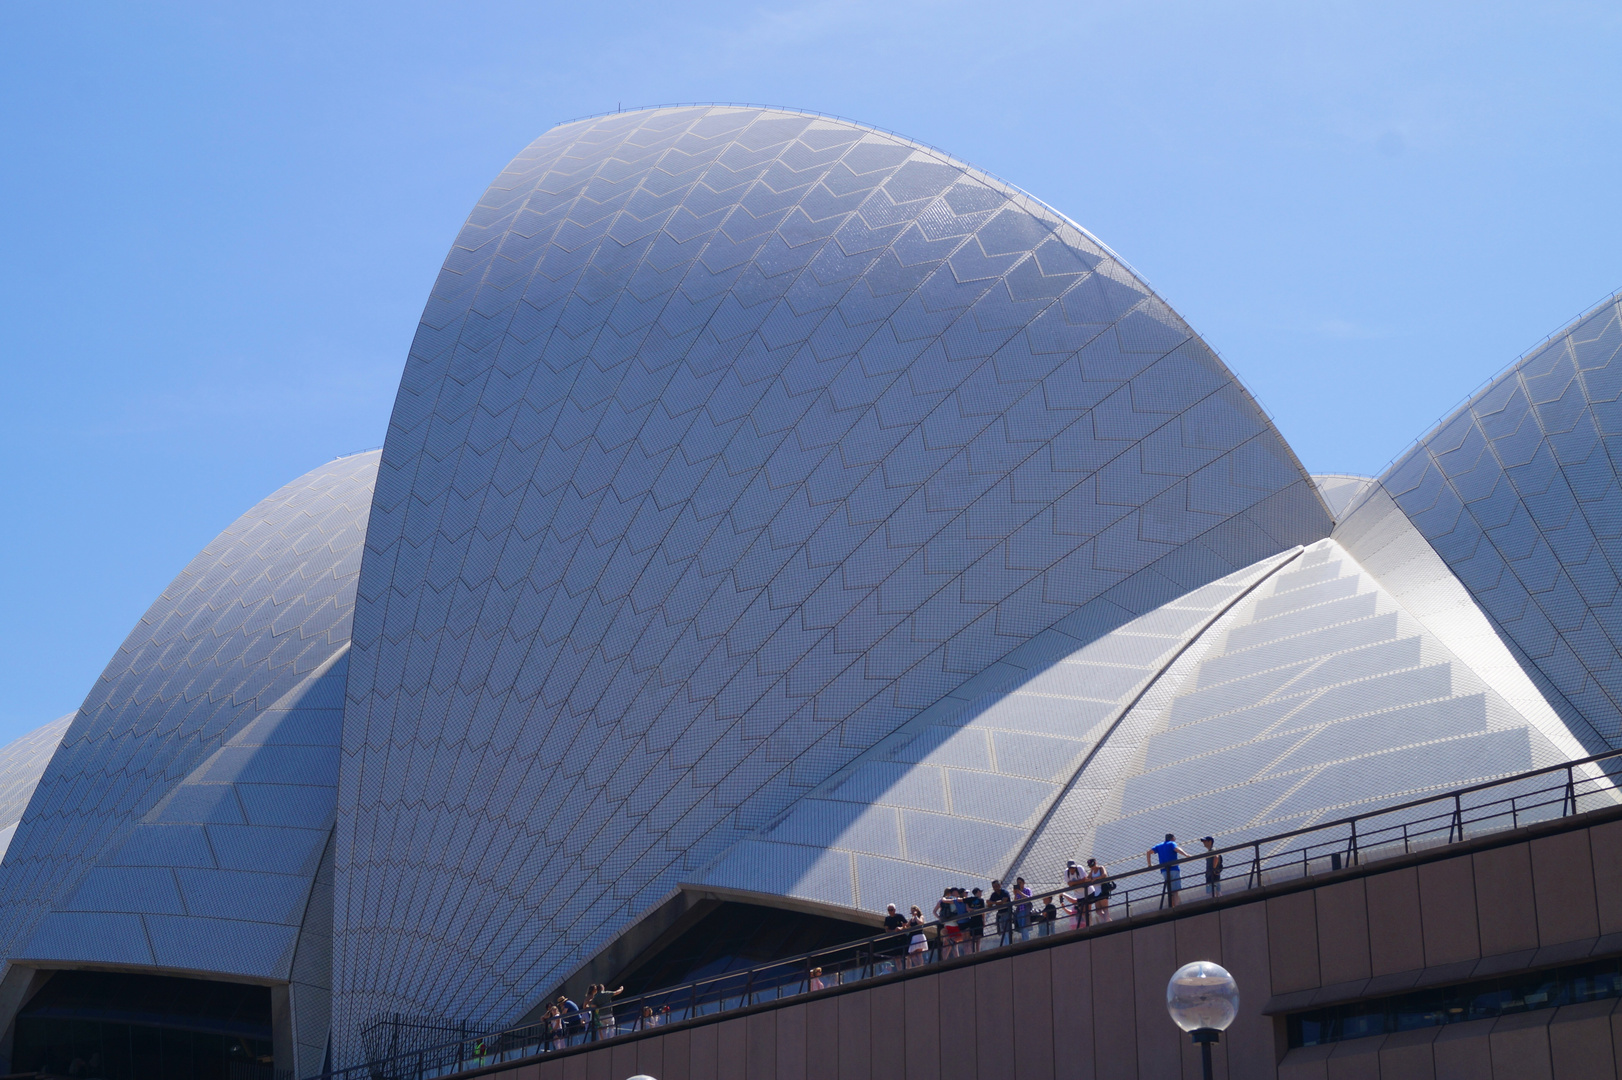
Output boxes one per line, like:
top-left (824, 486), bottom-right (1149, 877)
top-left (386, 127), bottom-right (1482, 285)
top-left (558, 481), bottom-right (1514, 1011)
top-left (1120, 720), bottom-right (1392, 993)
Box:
top-left (1013, 877), bottom-right (1033, 940)
top-left (1084, 858), bottom-right (1111, 923)
top-left (988, 879), bottom-right (1013, 945)
top-left (966, 887), bottom-right (987, 952)
top-left (556, 994), bottom-right (583, 1044)
top-left (809, 966), bottom-right (826, 991)
top-left (906, 906), bottom-right (928, 967)
top-left (1064, 861), bottom-right (1086, 926)
top-left (934, 887), bottom-right (964, 958)
top-left (1038, 895), bottom-right (1058, 936)
top-left (1147, 833), bottom-right (1193, 907)
top-left (583, 984), bottom-right (625, 1041)
top-left (1201, 836), bottom-right (1223, 898)
top-left (881, 903), bottom-right (908, 972)
top-left (543, 1004), bottom-right (562, 1051)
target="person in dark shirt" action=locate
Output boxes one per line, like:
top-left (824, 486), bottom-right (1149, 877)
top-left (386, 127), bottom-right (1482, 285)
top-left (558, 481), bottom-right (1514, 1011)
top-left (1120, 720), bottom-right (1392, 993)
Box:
top-left (882, 903), bottom-right (908, 971)
top-left (1039, 897), bottom-right (1058, 936)
top-left (989, 879), bottom-right (1013, 946)
top-left (965, 887), bottom-right (987, 952)
top-left (1201, 836), bottom-right (1224, 898)
top-left (557, 994), bottom-right (583, 1042)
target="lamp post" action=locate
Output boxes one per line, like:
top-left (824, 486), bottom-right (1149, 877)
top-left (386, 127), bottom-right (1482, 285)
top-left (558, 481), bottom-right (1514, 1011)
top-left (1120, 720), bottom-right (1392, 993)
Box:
top-left (1166, 960), bottom-right (1239, 1080)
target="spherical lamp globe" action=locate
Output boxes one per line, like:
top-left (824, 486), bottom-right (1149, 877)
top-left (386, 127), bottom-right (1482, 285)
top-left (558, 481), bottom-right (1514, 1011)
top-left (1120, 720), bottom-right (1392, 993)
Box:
top-left (1165, 960), bottom-right (1239, 1033)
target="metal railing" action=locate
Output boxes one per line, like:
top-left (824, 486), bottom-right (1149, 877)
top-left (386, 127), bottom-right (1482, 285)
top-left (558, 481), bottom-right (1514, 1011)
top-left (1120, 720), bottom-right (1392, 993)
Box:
top-left (317, 748), bottom-right (1622, 1080)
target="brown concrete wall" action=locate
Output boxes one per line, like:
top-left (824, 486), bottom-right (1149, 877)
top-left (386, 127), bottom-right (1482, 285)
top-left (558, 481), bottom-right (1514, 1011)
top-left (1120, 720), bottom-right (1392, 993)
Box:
top-left (470, 813), bottom-right (1622, 1080)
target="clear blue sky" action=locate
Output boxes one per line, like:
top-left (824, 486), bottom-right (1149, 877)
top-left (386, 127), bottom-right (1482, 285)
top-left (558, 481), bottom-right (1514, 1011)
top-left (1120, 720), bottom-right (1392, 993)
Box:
top-left (2, 1), bottom-right (1619, 740)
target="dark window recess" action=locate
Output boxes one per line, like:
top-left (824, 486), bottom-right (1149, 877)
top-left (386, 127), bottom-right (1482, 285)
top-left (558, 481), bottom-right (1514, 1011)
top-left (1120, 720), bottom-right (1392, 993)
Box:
top-left (13, 970), bottom-right (275, 1080)
top-left (618, 902), bottom-right (875, 995)
top-left (1289, 957), bottom-right (1622, 1047)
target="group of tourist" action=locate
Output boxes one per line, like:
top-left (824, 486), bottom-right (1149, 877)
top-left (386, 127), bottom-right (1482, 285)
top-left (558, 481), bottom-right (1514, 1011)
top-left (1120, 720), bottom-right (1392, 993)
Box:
top-left (875, 859), bottom-right (1122, 969)
top-left (525, 839), bottom-right (1229, 1053)
top-left (874, 837), bottom-right (1227, 967)
top-left (541, 984), bottom-right (669, 1046)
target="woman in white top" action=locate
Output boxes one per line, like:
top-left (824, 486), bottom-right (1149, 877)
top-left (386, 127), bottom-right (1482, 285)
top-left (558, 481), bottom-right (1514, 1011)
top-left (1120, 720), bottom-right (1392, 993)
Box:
top-left (1064, 861), bottom-right (1087, 928)
top-left (906, 906), bottom-right (929, 967)
top-left (1084, 858), bottom-right (1110, 924)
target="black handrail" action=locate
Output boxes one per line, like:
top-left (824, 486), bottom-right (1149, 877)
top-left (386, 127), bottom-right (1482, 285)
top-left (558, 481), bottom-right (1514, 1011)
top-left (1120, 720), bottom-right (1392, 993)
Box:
top-left (316, 747), bottom-right (1622, 1080)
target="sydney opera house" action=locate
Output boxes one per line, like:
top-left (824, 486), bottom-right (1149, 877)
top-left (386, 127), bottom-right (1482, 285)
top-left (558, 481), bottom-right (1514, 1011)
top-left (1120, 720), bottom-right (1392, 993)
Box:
top-left (3, 105), bottom-right (1621, 1079)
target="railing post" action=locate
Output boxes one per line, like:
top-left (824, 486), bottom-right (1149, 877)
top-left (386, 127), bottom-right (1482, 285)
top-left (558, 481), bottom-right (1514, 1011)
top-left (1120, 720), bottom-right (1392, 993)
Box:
top-left (1566, 764), bottom-right (1578, 816)
top-left (1451, 793), bottom-right (1464, 843)
top-left (1348, 818), bottom-right (1359, 867)
top-left (1249, 842), bottom-right (1261, 889)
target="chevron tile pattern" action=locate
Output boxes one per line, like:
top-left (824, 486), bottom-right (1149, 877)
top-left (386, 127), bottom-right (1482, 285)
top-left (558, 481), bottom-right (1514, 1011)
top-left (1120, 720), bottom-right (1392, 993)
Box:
top-left (1381, 294), bottom-right (1622, 746)
top-left (696, 548), bottom-right (1297, 909)
top-left (334, 105), bottom-right (1331, 1052)
top-left (1082, 539), bottom-right (1567, 870)
top-left (0, 715), bottom-right (72, 861)
top-left (0, 452), bottom-right (378, 991)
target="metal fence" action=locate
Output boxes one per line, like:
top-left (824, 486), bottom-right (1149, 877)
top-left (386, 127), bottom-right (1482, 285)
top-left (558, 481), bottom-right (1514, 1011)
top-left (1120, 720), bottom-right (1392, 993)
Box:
top-left (314, 749), bottom-right (1622, 1080)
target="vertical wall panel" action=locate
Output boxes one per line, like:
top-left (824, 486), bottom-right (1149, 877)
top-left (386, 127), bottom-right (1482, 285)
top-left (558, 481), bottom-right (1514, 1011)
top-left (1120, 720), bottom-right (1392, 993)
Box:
top-left (636, 1033), bottom-right (665, 1079)
top-left (1050, 940), bottom-right (1094, 1080)
top-left (1590, 821), bottom-right (1622, 936)
top-left (939, 966), bottom-right (978, 1080)
top-left (1091, 931), bottom-right (1138, 1080)
top-left (1377, 1028), bottom-right (1439, 1080)
top-left (807, 997), bottom-right (839, 1080)
top-left (689, 1023), bottom-right (719, 1080)
top-left (1488, 1012), bottom-right (1555, 1079)
top-left (1431, 1018), bottom-right (1494, 1080)
top-left (1548, 1000), bottom-right (1617, 1080)
top-left (1473, 844), bottom-right (1539, 957)
top-left (837, 991), bottom-right (872, 1080)
top-left (1327, 1037), bottom-right (1384, 1078)
top-left (1417, 859), bottom-right (1480, 968)
top-left (869, 982), bottom-right (906, 1080)
top-left (975, 956), bottom-right (1015, 1077)
top-left (746, 1011), bottom-right (776, 1080)
top-left (663, 1027), bottom-right (692, 1080)
top-left (776, 1004), bottom-right (808, 1080)
top-left (1219, 901), bottom-right (1275, 1080)
top-left (1312, 880), bottom-right (1371, 985)
top-left (1531, 831), bottom-right (1601, 946)
top-left (904, 973), bottom-right (941, 1080)
top-left (608, 1043), bottom-right (638, 1080)
top-left (1132, 922), bottom-right (1179, 1080)
top-left (687, 1018), bottom-right (720, 1076)
top-left (1365, 868), bottom-right (1425, 977)
top-left (1012, 949), bottom-right (1055, 1079)
top-left (1267, 892), bottom-right (1321, 993)
top-left (716, 1016), bottom-right (746, 1080)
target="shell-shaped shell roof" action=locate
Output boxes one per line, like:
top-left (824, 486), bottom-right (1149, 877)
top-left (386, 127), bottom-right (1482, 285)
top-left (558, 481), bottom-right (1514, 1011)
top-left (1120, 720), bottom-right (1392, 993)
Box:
top-left (335, 105), bottom-right (1330, 1044)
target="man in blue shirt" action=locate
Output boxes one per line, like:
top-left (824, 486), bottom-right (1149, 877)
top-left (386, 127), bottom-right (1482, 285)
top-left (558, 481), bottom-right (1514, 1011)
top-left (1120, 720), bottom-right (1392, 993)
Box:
top-left (1146, 833), bottom-right (1193, 907)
